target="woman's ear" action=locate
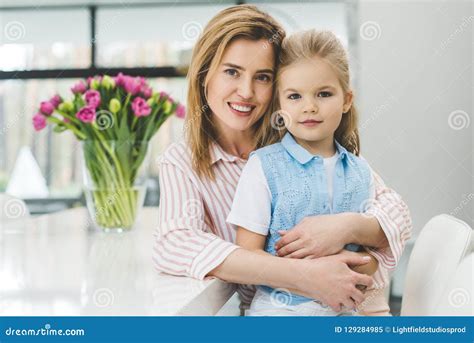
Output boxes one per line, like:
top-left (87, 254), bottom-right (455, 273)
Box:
top-left (343, 90), bottom-right (353, 113)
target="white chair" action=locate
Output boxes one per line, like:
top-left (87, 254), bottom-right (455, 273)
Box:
top-left (401, 214), bottom-right (473, 316)
top-left (433, 253), bottom-right (473, 316)
top-left (0, 193), bottom-right (30, 223)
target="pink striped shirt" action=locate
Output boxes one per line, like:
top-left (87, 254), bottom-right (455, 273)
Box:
top-left (153, 141), bottom-right (412, 314)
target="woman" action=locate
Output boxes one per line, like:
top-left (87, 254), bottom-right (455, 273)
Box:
top-left (153, 5), bottom-right (411, 315)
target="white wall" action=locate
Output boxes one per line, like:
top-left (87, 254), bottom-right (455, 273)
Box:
top-left (357, 0), bottom-right (472, 234)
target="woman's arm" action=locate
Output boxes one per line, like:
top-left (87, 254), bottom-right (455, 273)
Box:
top-left (209, 247), bottom-right (373, 311)
top-left (275, 172), bottom-right (412, 271)
top-left (153, 157), bottom-right (239, 279)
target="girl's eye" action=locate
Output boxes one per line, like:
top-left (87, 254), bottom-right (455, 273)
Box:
top-left (318, 91), bottom-right (332, 98)
top-left (256, 74), bottom-right (272, 82)
top-left (224, 69), bottom-right (238, 77)
top-left (288, 93), bottom-right (301, 100)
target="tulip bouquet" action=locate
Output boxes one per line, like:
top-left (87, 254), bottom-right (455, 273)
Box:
top-left (33, 73), bottom-right (185, 231)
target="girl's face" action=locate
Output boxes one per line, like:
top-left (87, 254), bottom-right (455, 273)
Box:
top-left (206, 38), bottom-right (275, 135)
top-left (278, 56), bottom-right (352, 149)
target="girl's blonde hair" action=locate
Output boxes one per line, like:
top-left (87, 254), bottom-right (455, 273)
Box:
top-left (277, 30), bottom-right (361, 155)
top-left (186, 5), bottom-right (285, 180)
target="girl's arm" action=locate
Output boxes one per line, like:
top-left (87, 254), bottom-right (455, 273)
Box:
top-left (235, 226), bottom-right (271, 256)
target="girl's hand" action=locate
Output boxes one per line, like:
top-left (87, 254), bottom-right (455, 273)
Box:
top-left (275, 214), bottom-right (351, 258)
top-left (294, 253), bottom-right (374, 311)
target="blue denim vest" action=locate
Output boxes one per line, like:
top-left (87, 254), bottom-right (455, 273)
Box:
top-left (253, 133), bottom-right (371, 305)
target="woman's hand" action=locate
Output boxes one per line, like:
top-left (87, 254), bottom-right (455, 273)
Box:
top-left (275, 214), bottom-right (350, 258)
top-left (337, 249), bottom-right (379, 276)
top-left (293, 252), bottom-right (374, 312)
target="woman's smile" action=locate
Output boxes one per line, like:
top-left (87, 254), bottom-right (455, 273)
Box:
top-left (227, 101), bottom-right (256, 117)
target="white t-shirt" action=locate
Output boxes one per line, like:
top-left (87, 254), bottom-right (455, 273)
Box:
top-left (227, 153), bottom-right (375, 236)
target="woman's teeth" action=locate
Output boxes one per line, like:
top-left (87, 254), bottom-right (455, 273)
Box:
top-left (229, 103), bottom-right (252, 112)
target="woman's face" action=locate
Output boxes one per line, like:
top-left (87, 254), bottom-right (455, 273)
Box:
top-left (206, 38), bottom-right (275, 135)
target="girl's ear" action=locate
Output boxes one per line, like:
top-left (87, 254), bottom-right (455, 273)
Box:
top-left (343, 90), bottom-right (353, 113)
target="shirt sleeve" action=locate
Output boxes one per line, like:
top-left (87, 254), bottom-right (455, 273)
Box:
top-left (153, 160), bottom-right (239, 280)
top-left (226, 154), bottom-right (272, 236)
top-left (363, 167), bottom-right (413, 271)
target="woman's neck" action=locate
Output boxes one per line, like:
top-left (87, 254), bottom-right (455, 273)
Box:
top-left (215, 129), bottom-right (256, 159)
top-left (294, 135), bottom-right (336, 158)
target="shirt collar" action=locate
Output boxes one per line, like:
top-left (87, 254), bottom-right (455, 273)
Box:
top-left (281, 132), bottom-right (348, 165)
top-left (210, 141), bottom-right (241, 164)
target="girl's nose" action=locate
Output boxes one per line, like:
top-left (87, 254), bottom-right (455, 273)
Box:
top-left (303, 101), bottom-right (318, 113)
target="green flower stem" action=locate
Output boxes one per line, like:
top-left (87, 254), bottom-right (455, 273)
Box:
top-left (84, 146), bottom-right (127, 226)
top-left (93, 129), bottom-right (138, 220)
top-left (47, 116), bottom-right (86, 140)
top-left (91, 141), bottom-right (132, 225)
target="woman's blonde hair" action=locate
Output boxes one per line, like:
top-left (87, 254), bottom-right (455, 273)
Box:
top-left (276, 30), bottom-right (361, 155)
top-left (186, 5), bottom-right (285, 180)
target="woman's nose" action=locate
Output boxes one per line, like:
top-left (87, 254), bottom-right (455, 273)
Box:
top-left (237, 77), bottom-right (254, 99)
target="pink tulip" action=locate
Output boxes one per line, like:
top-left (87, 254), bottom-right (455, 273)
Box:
top-left (141, 85), bottom-right (153, 99)
top-left (124, 77), bottom-right (141, 95)
top-left (49, 95), bottom-right (62, 108)
top-left (84, 90), bottom-right (101, 108)
top-left (115, 72), bottom-right (126, 87)
top-left (131, 97), bottom-right (151, 117)
top-left (175, 104), bottom-right (186, 119)
top-left (40, 101), bottom-right (54, 116)
top-left (76, 106), bottom-right (96, 123)
top-left (33, 113), bottom-right (47, 131)
top-left (71, 81), bottom-right (87, 94)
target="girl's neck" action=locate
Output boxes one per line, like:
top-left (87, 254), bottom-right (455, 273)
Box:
top-left (294, 135), bottom-right (337, 158)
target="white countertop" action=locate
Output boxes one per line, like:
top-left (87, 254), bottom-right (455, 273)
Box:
top-left (0, 207), bottom-right (235, 316)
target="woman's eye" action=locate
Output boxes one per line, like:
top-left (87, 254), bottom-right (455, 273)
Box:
top-left (288, 93), bottom-right (301, 100)
top-left (224, 69), bottom-right (238, 77)
top-left (318, 91), bottom-right (332, 98)
top-left (256, 74), bottom-right (272, 82)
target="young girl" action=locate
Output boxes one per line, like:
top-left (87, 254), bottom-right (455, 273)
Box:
top-left (227, 30), bottom-right (384, 316)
